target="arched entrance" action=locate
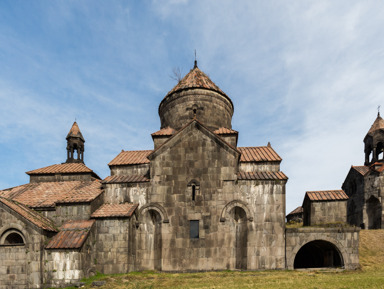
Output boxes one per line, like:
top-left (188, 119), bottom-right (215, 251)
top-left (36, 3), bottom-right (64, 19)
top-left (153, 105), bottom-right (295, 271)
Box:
top-left (228, 206), bottom-right (248, 270)
top-left (366, 196), bottom-right (382, 229)
top-left (294, 240), bottom-right (343, 269)
top-left (140, 209), bottom-right (162, 270)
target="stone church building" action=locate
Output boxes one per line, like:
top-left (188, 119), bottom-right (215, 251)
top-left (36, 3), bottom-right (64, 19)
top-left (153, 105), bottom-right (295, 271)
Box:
top-left (342, 112), bottom-right (384, 229)
top-left (0, 62), bottom-right (359, 288)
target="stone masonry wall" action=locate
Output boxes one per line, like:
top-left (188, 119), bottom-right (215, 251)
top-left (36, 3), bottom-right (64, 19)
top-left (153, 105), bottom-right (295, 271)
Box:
top-left (286, 227), bottom-right (360, 270)
top-left (309, 201), bottom-right (347, 225)
top-left (239, 162), bottom-right (280, 173)
top-left (110, 164), bottom-right (150, 176)
top-left (138, 123), bottom-right (287, 271)
top-left (0, 205), bottom-right (50, 289)
top-left (342, 169), bottom-right (365, 227)
top-left (104, 183), bottom-right (149, 205)
top-left (159, 89), bottom-right (233, 131)
top-left (93, 218), bottom-right (134, 274)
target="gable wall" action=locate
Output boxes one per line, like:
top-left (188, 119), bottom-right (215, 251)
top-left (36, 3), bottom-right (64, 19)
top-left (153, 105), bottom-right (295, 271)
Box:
top-left (0, 205), bottom-right (49, 289)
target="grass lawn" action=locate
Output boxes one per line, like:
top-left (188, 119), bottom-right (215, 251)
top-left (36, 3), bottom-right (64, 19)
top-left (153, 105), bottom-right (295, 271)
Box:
top-left (63, 230), bottom-right (384, 289)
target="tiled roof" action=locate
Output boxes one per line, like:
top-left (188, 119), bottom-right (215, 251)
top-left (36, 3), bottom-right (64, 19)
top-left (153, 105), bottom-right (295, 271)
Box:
top-left (238, 171), bottom-right (288, 181)
top-left (46, 219), bottom-right (95, 249)
top-left (164, 65), bottom-right (227, 98)
top-left (103, 175), bottom-right (149, 184)
top-left (66, 121), bottom-right (85, 141)
top-left (367, 114), bottom-right (384, 135)
top-left (0, 180), bottom-right (102, 208)
top-left (0, 197), bottom-right (57, 232)
top-left (352, 166), bottom-right (370, 176)
top-left (372, 162), bottom-right (384, 172)
top-left (287, 206), bottom-right (303, 216)
top-left (91, 203), bottom-right (138, 218)
top-left (214, 127), bottom-right (238, 135)
top-left (108, 150), bottom-right (152, 166)
top-left (238, 147), bottom-right (282, 162)
top-left (26, 163), bottom-right (93, 175)
top-left (306, 190), bottom-right (349, 201)
top-left (151, 127), bottom-right (175, 136)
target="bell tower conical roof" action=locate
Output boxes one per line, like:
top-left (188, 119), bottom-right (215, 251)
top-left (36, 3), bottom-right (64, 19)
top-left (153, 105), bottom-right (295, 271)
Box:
top-left (66, 121), bottom-right (85, 163)
top-left (366, 112), bottom-right (384, 136)
top-left (66, 121), bottom-right (85, 142)
top-left (364, 112), bottom-right (384, 165)
top-left (158, 62), bottom-right (234, 131)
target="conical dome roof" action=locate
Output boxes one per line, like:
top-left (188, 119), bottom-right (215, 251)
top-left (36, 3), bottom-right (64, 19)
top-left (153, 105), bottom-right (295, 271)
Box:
top-left (158, 62), bottom-right (234, 131)
top-left (164, 62), bottom-right (228, 100)
top-left (367, 113), bottom-right (384, 136)
top-left (66, 122), bottom-right (85, 142)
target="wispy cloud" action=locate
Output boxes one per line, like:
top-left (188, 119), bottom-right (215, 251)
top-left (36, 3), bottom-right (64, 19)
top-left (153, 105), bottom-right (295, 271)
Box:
top-left (1, 1), bottom-right (383, 213)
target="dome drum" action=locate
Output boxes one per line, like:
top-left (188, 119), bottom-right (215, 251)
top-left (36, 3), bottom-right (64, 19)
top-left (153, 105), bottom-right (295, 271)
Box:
top-left (159, 88), bottom-right (233, 131)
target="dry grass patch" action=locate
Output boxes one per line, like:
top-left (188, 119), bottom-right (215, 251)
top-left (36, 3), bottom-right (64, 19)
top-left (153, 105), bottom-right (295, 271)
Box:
top-left (63, 230), bottom-right (384, 289)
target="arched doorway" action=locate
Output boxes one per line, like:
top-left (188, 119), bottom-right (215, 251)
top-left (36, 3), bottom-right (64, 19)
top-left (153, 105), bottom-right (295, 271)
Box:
top-left (229, 206), bottom-right (248, 270)
top-left (141, 209), bottom-right (162, 270)
top-left (294, 240), bottom-right (343, 269)
top-left (366, 196), bottom-right (382, 229)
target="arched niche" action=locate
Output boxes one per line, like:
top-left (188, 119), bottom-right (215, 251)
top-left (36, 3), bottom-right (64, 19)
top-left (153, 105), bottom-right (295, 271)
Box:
top-left (137, 203), bottom-right (169, 224)
top-left (220, 200), bottom-right (253, 222)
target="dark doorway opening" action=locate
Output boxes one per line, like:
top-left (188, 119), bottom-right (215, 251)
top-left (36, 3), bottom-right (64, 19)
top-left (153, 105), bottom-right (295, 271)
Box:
top-left (366, 196), bottom-right (382, 229)
top-left (294, 240), bottom-right (343, 269)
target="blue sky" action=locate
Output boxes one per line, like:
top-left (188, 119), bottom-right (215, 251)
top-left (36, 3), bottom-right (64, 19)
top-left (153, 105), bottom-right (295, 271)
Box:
top-left (0, 1), bottom-right (383, 213)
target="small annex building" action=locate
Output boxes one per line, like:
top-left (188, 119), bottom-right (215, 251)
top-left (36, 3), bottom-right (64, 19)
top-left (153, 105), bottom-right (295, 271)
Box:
top-left (302, 190), bottom-right (348, 226)
top-left (0, 62), bottom-right (360, 288)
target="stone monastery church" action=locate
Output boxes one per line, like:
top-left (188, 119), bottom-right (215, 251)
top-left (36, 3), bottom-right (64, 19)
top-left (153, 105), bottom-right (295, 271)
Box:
top-left (0, 61), bottom-right (360, 288)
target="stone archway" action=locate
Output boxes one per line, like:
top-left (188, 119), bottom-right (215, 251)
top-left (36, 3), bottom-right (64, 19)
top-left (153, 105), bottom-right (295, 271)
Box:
top-left (294, 240), bottom-right (344, 269)
top-left (366, 196), bottom-right (382, 229)
top-left (228, 206), bottom-right (248, 270)
top-left (137, 204), bottom-right (166, 271)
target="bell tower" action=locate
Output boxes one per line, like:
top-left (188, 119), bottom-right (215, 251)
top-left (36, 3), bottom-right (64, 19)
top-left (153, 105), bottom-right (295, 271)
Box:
top-left (364, 112), bottom-right (384, 165)
top-left (66, 121), bottom-right (85, 163)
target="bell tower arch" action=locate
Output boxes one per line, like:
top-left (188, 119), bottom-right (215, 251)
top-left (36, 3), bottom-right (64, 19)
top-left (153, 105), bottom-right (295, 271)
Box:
top-left (66, 121), bottom-right (85, 163)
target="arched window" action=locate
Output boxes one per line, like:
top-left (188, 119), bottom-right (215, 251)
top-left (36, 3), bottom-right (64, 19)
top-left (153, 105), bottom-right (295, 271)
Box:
top-left (0, 229), bottom-right (25, 246)
top-left (187, 180), bottom-right (200, 203)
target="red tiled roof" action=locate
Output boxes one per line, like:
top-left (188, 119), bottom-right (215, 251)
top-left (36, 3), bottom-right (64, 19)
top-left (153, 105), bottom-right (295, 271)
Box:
top-left (352, 166), bottom-right (370, 176)
top-left (306, 190), bottom-right (348, 201)
top-left (0, 197), bottom-right (57, 232)
top-left (238, 147), bottom-right (282, 162)
top-left (287, 206), bottom-right (303, 216)
top-left (164, 65), bottom-right (227, 99)
top-left (237, 171), bottom-right (288, 181)
top-left (151, 127), bottom-right (175, 136)
top-left (46, 219), bottom-right (95, 249)
top-left (367, 114), bottom-right (384, 135)
top-left (66, 121), bottom-right (85, 141)
top-left (26, 163), bottom-right (93, 175)
top-left (108, 150), bottom-right (152, 166)
top-left (214, 127), bottom-right (238, 135)
top-left (0, 180), bottom-right (103, 208)
top-left (103, 175), bottom-right (149, 184)
top-left (91, 203), bottom-right (138, 218)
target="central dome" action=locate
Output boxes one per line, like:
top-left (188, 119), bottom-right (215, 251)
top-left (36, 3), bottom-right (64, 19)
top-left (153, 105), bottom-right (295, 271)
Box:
top-left (158, 62), bottom-right (234, 131)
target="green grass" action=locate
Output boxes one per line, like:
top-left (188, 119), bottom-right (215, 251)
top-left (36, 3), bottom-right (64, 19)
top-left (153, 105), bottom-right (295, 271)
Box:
top-left (62, 230), bottom-right (384, 289)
